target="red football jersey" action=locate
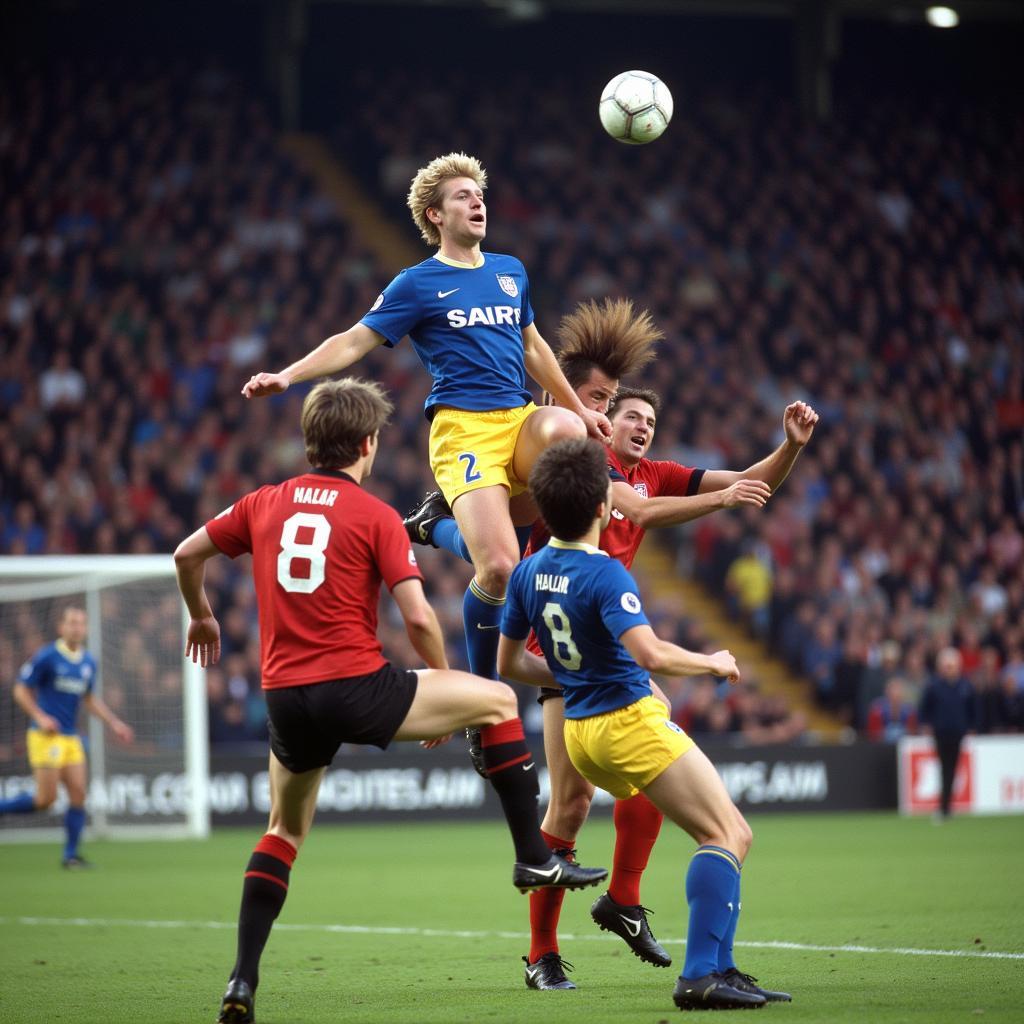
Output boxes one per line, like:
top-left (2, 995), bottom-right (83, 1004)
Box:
top-left (523, 451), bottom-right (703, 655)
top-left (602, 449), bottom-right (702, 567)
top-left (206, 469), bottom-right (422, 689)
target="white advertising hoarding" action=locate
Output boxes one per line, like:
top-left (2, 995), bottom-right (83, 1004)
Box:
top-left (898, 735), bottom-right (1024, 815)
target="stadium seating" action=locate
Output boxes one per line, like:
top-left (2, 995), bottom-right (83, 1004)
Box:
top-left (3, 57), bottom-right (1022, 743)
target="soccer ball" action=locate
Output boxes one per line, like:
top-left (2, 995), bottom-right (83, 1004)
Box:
top-left (599, 70), bottom-right (673, 145)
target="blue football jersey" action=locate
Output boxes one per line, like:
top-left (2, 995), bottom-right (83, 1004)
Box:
top-left (502, 539), bottom-right (653, 718)
top-left (18, 640), bottom-right (96, 735)
top-left (360, 253), bottom-right (535, 417)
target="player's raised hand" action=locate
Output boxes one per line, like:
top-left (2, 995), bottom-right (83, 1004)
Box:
top-left (708, 649), bottom-right (740, 684)
top-left (783, 401), bottom-right (818, 446)
top-left (242, 371), bottom-right (290, 398)
top-left (186, 616), bottom-right (222, 667)
top-left (720, 478), bottom-right (772, 509)
top-left (580, 407), bottom-right (612, 443)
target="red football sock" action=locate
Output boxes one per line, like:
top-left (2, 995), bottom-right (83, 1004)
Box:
top-left (608, 792), bottom-right (663, 907)
top-left (528, 829), bottom-right (574, 963)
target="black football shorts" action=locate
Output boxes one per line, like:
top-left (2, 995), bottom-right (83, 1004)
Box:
top-left (266, 663), bottom-right (419, 774)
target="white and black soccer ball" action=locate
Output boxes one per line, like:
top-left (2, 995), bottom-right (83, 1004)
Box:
top-left (599, 70), bottom-right (673, 145)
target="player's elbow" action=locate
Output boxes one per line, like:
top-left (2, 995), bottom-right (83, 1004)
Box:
top-left (496, 643), bottom-right (523, 682)
top-left (631, 506), bottom-right (656, 529)
top-left (402, 607), bottom-right (434, 634)
top-left (496, 647), bottom-right (514, 679)
top-left (632, 642), bottom-right (664, 674)
top-left (173, 539), bottom-right (201, 570)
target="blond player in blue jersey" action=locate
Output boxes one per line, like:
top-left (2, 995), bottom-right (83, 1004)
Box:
top-left (241, 153), bottom-right (610, 693)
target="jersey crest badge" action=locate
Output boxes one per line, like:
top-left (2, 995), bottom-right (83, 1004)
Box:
top-left (495, 273), bottom-right (518, 298)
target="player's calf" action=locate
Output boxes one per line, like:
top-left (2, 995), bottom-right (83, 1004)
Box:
top-left (477, 717), bottom-right (607, 891)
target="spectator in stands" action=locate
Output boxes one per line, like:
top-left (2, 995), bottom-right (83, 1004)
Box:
top-left (996, 669), bottom-right (1024, 732)
top-left (730, 682), bottom-right (806, 746)
top-left (725, 539), bottom-right (773, 640)
top-left (919, 648), bottom-right (976, 819)
top-left (3, 55), bottom-right (1021, 746)
top-left (866, 677), bottom-right (918, 743)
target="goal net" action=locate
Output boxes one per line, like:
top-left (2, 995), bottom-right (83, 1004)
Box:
top-left (0, 556), bottom-right (209, 840)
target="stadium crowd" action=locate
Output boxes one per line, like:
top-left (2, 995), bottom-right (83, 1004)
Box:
top-left (2, 57), bottom-right (1022, 746)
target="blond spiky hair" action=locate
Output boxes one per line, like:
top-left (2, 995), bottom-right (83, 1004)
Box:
top-left (407, 152), bottom-right (488, 247)
top-left (556, 298), bottom-right (661, 389)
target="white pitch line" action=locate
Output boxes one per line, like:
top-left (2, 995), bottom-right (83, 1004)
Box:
top-left (2, 916), bottom-right (1021, 961)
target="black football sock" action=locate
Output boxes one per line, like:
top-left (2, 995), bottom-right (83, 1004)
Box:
top-left (481, 717), bottom-right (550, 865)
top-left (231, 833), bottom-right (297, 991)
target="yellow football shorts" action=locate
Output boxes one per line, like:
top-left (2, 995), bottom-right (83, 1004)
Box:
top-left (563, 695), bottom-right (695, 800)
top-left (428, 403), bottom-right (538, 505)
top-left (27, 731), bottom-right (86, 770)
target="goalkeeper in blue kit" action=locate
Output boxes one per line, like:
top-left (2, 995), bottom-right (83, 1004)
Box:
top-left (497, 439), bottom-right (792, 1011)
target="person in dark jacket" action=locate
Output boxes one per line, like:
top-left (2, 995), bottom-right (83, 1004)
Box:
top-left (919, 648), bottom-right (976, 818)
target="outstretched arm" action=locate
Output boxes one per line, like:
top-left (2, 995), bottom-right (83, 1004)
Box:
top-left (699, 401), bottom-right (818, 493)
top-left (612, 477), bottom-right (772, 530)
top-left (521, 323), bottom-right (611, 440)
top-left (241, 323), bottom-right (385, 398)
top-left (173, 527), bottom-right (223, 667)
top-left (619, 624), bottom-right (740, 683)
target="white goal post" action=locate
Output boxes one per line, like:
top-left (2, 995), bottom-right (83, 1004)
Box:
top-left (0, 556), bottom-right (209, 840)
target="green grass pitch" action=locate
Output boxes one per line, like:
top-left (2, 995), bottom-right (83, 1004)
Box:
top-left (1, 812), bottom-right (1022, 1023)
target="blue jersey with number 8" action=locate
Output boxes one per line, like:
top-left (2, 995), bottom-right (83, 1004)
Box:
top-left (502, 538), bottom-right (652, 718)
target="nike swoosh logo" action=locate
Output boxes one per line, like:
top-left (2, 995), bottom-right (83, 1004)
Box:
top-left (522, 762), bottom-right (534, 771)
top-left (618, 914), bottom-right (642, 937)
top-left (525, 864), bottom-right (563, 881)
top-left (476, 623), bottom-right (499, 630)
top-left (438, 288), bottom-right (460, 298)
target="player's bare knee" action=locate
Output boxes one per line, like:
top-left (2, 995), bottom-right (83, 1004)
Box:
top-left (550, 409), bottom-right (587, 442)
top-left (475, 558), bottom-right (515, 596)
top-left (482, 681), bottom-right (519, 725)
top-left (35, 791), bottom-right (57, 810)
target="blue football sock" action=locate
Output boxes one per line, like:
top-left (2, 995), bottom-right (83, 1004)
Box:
top-left (463, 579), bottom-right (504, 679)
top-left (683, 845), bottom-right (740, 980)
top-left (0, 791), bottom-right (36, 815)
top-left (432, 518), bottom-right (473, 563)
top-left (717, 866), bottom-right (742, 972)
top-left (64, 806), bottom-right (86, 860)
top-left (514, 524), bottom-right (533, 558)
